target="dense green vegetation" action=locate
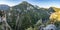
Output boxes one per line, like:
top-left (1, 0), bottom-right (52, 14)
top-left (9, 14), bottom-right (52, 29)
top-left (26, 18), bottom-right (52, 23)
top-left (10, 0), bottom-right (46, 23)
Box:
top-left (0, 1), bottom-right (60, 30)
top-left (7, 1), bottom-right (55, 30)
top-left (5, 1), bottom-right (49, 30)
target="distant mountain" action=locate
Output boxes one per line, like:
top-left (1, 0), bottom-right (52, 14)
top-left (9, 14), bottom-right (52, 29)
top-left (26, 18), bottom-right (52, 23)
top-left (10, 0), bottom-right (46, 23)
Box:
top-left (9, 1), bottom-right (59, 24)
top-left (48, 7), bottom-right (55, 14)
top-left (52, 7), bottom-right (60, 12)
top-left (47, 7), bottom-right (60, 14)
top-left (6, 1), bottom-right (60, 30)
top-left (12, 1), bottom-right (50, 23)
top-left (0, 4), bottom-right (10, 10)
top-left (13, 1), bottom-right (36, 10)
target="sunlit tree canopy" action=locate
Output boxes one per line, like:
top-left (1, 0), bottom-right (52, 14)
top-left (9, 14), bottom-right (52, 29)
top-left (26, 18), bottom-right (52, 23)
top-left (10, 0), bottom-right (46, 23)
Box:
top-left (50, 7), bottom-right (60, 21)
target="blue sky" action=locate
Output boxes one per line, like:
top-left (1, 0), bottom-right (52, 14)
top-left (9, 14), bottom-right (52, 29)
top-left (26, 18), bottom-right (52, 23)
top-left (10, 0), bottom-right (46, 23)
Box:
top-left (0, 0), bottom-right (60, 8)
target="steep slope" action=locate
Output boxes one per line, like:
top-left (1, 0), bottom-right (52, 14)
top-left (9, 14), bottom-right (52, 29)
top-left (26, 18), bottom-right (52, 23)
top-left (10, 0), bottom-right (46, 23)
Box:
top-left (12, 1), bottom-right (50, 23)
top-left (48, 7), bottom-right (55, 14)
top-left (53, 7), bottom-right (60, 12)
top-left (8, 1), bottom-right (51, 30)
top-left (13, 1), bottom-right (34, 10)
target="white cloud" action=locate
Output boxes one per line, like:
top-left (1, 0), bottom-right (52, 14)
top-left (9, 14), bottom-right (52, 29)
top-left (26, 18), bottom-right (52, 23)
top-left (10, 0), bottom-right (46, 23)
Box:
top-left (0, 0), bottom-right (28, 6)
top-left (0, 0), bottom-right (20, 6)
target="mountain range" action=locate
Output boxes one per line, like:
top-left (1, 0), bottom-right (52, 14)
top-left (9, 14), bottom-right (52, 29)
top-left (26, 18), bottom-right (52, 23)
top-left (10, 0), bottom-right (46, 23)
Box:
top-left (0, 1), bottom-right (60, 30)
top-left (0, 4), bottom-right (10, 10)
top-left (0, 1), bottom-right (58, 23)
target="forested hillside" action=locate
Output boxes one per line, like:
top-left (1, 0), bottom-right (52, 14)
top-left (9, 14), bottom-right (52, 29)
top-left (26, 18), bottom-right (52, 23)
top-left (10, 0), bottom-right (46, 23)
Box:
top-left (0, 1), bottom-right (60, 30)
top-left (6, 1), bottom-right (54, 30)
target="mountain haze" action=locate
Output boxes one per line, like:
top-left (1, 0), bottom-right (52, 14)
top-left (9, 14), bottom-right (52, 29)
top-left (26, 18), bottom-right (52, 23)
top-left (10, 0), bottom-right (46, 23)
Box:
top-left (0, 4), bottom-right (10, 10)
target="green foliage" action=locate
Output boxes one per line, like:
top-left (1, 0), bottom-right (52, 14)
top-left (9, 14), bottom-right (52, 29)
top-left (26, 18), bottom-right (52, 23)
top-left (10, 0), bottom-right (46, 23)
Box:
top-left (54, 21), bottom-right (60, 30)
top-left (25, 27), bottom-right (33, 30)
top-left (35, 19), bottom-right (42, 26)
top-left (5, 1), bottom-right (52, 30)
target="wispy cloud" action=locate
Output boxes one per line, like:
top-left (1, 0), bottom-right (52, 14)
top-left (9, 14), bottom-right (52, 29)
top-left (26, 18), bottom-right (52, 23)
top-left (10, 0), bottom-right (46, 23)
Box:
top-left (0, 0), bottom-right (22, 6)
top-left (0, 0), bottom-right (60, 8)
